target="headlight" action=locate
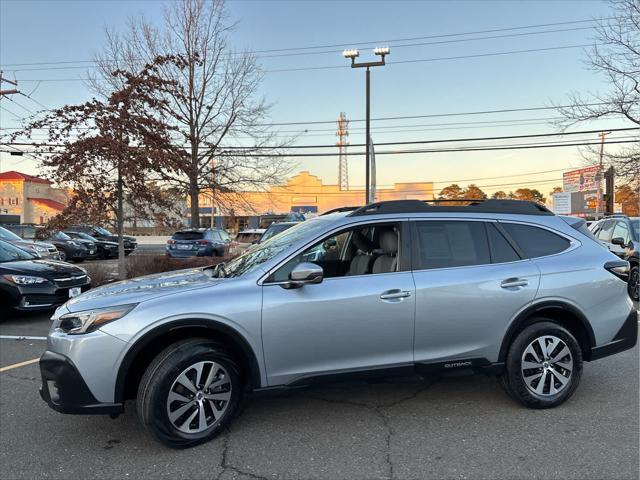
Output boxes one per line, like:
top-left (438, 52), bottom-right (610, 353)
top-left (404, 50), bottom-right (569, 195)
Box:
top-left (34, 245), bottom-right (48, 252)
top-left (56, 304), bottom-right (137, 335)
top-left (3, 274), bottom-right (49, 285)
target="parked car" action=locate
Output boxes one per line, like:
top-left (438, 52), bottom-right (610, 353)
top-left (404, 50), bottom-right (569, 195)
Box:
top-left (0, 226), bottom-right (60, 260)
top-left (0, 239), bottom-right (90, 312)
top-left (67, 225), bottom-right (137, 256)
top-left (166, 229), bottom-right (231, 258)
top-left (590, 215), bottom-right (639, 301)
top-left (41, 231), bottom-right (90, 263)
top-left (258, 221), bottom-right (301, 244)
top-left (64, 231), bottom-right (118, 260)
top-left (39, 199), bottom-right (636, 448)
top-left (229, 228), bottom-right (265, 255)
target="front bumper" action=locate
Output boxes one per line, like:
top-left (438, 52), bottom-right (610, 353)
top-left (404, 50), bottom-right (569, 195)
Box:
top-left (6, 281), bottom-right (90, 311)
top-left (589, 310), bottom-right (638, 361)
top-left (39, 350), bottom-right (124, 415)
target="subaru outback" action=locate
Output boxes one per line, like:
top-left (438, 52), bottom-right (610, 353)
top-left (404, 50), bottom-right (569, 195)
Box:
top-left (39, 199), bottom-right (637, 448)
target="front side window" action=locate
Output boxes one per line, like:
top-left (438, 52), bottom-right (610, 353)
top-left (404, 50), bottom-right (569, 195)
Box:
top-left (596, 220), bottom-right (615, 242)
top-left (501, 223), bottom-right (570, 258)
top-left (269, 223), bottom-right (400, 282)
top-left (612, 221), bottom-right (630, 244)
top-left (414, 221), bottom-right (490, 270)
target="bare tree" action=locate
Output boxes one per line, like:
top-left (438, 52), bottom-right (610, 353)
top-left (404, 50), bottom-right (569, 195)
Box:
top-left (89, 0), bottom-right (293, 228)
top-left (556, 0), bottom-right (639, 184)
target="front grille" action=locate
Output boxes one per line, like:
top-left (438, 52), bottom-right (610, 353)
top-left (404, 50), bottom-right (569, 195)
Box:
top-left (53, 274), bottom-right (88, 287)
top-left (24, 284), bottom-right (90, 307)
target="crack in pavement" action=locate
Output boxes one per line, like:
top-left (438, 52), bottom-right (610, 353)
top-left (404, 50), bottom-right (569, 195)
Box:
top-left (308, 378), bottom-right (439, 480)
top-left (5, 372), bottom-right (38, 383)
top-left (216, 429), bottom-right (270, 480)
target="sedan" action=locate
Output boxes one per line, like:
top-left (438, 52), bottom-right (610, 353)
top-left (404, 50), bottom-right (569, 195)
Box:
top-left (0, 226), bottom-right (60, 260)
top-left (0, 239), bottom-right (90, 312)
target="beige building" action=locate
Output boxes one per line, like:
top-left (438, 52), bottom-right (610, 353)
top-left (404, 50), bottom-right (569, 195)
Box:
top-left (0, 171), bottom-right (68, 224)
top-left (198, 170), bottom-right (435, 216)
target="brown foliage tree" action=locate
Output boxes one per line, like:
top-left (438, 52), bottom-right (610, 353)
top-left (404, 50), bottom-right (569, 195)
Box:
top-left (15, 59), bottom-right (179, 278)
top-left (510, 188), bottom-right (546, 204)
top-left (616, 183), bottom-right (640, 216)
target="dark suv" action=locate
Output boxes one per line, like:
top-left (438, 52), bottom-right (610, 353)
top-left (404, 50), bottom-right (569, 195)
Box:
top-left (166, 228), bottom-right (231, 258)
top-left (590, 215), bottom-right (639, 301)
top-left (68, 225), bottom-right (137, 256)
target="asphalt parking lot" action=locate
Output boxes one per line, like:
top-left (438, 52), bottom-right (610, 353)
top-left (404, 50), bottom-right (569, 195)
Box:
top-left (1, 310), bottom-right (638, 480)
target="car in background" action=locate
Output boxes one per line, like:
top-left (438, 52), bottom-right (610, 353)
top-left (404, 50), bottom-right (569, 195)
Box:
top-left (41, 231), bottom-right (89, 263)
top-left (55, 232), bottom-right (98, 260)
top-left (68, 225), bottom-right (137, 256)
top-left (229, 228), bottom-right (265, 255)
top-left (590, 215), bottom-right (639, 301)
top-left (166, 228), bottom-right (231, 258)
top-left (0, 226), bottom-right (60, 260)
top-left (64, 231), bottom-right (118, 259)
top-left (258, 221), bottom-right (301, 244)
top-left (0, 239), bottom-right (90, 312)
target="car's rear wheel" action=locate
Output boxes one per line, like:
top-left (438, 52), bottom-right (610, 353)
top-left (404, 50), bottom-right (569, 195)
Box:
top-left (628, 264), bottom-right (639, 301)
top-left (58, 250), bottom-right (67, 261)
top-left (500, 321), bottom-right (582, 409)
top-left (137, 338), bottom-right (242, 448)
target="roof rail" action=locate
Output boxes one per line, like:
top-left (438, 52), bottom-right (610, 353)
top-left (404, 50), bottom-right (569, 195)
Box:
top-left (604, 213), bottom-right (628, 218)
top-left (347, 199), bottom-right (554, 217)
top-left (321, 206), bottom-right (362, 216)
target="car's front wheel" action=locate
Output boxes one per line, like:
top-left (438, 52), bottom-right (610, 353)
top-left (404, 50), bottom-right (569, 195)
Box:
top-left (500, 321), bottom-right (582, 409)
top-left (137, 338), bottom-right (243, 448)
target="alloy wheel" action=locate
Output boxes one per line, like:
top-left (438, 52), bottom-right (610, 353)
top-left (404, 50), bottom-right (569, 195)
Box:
top-left (166, 361), bottom-right (232, 434)
top-left (629, 267), bottom-right (639, 301)
top-left (521, 335), bottom-right (573, 396)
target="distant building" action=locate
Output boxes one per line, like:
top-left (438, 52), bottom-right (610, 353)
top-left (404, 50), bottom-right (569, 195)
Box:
top-left (0, 171), bottom-right (68, 224)
top-left (193, 170), bottom-right (435, 231)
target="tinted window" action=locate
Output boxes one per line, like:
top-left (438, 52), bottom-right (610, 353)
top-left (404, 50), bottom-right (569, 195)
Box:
top-left (596, 220), bottom-right (615, 242)
top-left (414, 221), bottom-right (490, 269)
top-left (220, 231), bottom-right (231, 241)
top-left (501, 223), bottom-right (570, 258)
top-left (208, 231), bottom-right (222, 241)
top-left (173, 231), bottom-right (204, 241)
top-left (487, 224), bottom-right (520, 263)
top-left (612, 221), bottom-right (630, 244)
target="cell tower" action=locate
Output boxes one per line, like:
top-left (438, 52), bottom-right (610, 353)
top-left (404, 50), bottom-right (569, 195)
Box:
top-left (336, 112), bottom-right (349, 190)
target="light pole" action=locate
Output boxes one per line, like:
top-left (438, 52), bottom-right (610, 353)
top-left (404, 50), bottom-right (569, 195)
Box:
top-left (343, 47), bottom-right (390, 204)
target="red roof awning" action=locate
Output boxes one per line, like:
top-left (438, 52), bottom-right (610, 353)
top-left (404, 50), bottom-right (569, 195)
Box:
top-left (0, 170), bottom-right (51, 184)
top-left (28, 197), bottom-right (66, 211)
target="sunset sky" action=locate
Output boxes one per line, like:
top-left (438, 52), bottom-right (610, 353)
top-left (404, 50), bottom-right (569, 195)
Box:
top-left (0, 0), bottom-right (633, 197)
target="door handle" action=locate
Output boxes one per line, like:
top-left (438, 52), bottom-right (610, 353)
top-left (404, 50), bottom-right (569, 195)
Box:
top-left (380, 289), bottom-right (411, 300)
top-left (500, 278), bottom-right (528, 288)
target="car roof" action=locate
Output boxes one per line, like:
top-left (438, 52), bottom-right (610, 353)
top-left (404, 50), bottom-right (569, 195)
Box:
top-left (238, 229), bottom-right (266, 233)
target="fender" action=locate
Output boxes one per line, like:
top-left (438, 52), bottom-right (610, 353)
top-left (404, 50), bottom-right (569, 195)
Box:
top-left (113, 318), bottom-right (262, 403)
top-left (498, 299), bottom-right (596, 363)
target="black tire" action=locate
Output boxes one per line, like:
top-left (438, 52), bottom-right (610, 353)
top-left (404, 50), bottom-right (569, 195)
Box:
top-left (628, 264), bottom-right (639, 302)
top-left (58, 250), bottom-right (67, 262)
top-left (137, 338), bottom-right (243, 448)
top-left (501, 320), bottom-right (582, 409)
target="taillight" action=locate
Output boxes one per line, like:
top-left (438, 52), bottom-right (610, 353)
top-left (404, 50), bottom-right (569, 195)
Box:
top-left (167, 239), bottom-right (175, 244)
top-left (197, 240), bottom-right (209, 245)
top-left (605, 260), bottom-right (630, 281)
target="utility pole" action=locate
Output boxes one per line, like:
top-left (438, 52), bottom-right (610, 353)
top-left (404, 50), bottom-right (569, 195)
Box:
top-left (336, 112), bottom-right (349, 191)
top-left (595, 131), bottom-right (611, 220)
top-left (0, 72), bottom-right (20, 97)
top-left (210, 157), bottom-right (215, 229)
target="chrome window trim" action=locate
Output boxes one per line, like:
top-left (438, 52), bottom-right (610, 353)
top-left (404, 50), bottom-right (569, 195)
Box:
top-left (257, 218), bottom-right (409, 286)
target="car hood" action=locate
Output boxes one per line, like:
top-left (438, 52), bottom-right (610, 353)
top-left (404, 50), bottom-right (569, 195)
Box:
top-left (64, 267), bottom-right (223, 312)
top-left (0, 259), bottom-right (86, 278)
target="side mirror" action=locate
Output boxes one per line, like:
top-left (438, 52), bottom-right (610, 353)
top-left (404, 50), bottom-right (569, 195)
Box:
top-left (611, 237), bottom-right (626, 247)
top-left (282, 262), bottom-right (323, 289)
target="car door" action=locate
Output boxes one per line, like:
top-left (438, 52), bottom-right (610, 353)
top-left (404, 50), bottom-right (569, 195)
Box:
top-left (411, 220), bottom-right (540, 367)
top-left (260, 221), bottom-right (415, 386)
top-left (610, 220), bottom-right (630, 258)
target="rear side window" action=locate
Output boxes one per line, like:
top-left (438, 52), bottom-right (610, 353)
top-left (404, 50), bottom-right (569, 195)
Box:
top-left (173, 231), bottom-right (204, 241)
top-left (487, 224), bottom-right (520, 263)
top-left (501, 223), bottom-right (570, 258)
top-left (414, 221), bottom-right (490, 269)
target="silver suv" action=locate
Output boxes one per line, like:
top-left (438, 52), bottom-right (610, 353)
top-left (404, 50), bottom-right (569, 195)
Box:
top-left (39, 200), bottom-right (637, 448)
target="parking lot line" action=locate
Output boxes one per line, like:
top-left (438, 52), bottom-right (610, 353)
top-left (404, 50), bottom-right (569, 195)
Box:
top-left (0, 358), bottom-right (40, 373)
top-left (0, 335), bottom-right (47, 341)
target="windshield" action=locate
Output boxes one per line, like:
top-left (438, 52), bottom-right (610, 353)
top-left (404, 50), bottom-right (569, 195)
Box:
top-left (53, 231), bottom-right (72, 241)
top-left (261, 223), bottom-right (295, 242)
top-left (0, 240), bottom-right (36, 262)
top-left (224, 217), bottom-right (335, 278)
top-left (0, 226), bottom-right (22, 241)
top-left (631, 219), bottom-right (639, 240)
top-left (94, 226), bottom-right (113, 236)
top-left (76, 232), bottom-right (98, 241)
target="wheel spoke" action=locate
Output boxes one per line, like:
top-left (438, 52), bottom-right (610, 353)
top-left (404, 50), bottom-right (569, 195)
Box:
top-left (203, 363), bottom-right (220, 389)
top-left (193, 362), bottom-right (205, 388)
top-left (179, 407), bottom-right (199, 430)
top-left (525, 344), bottom-right (541, 363)
top-left (197, 402), bottom-right (207, 431)
top-left (205, 391), bottom-right (231, 402)
top-left (537, 338), bottom-right (548, 359)
top-left (522, 360), bottom-right (542, 370)
top-left (534, 370), bottom-right (548, 394)
top-left (169, 401), bottom-right (195, 423)
top-left (545, 337), bottom-right (560, 358)
top-left (176, 372), bottom-right (198, 394)
top-left (168, 390), bottom-right (192, 404)
top-left (555, 360), bottom-right (573, 372)
top-left (551, 346), bottom-right (570, 363)
top-left (550, 368), bottom-right (570, 386)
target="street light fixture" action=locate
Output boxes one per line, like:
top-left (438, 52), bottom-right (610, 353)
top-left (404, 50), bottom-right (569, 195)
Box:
top-left (343, 47), bottom-right (390, 204)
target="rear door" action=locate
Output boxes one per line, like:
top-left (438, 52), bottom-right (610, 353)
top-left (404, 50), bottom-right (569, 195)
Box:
top-left (411, 220), bottom-right (540, 367)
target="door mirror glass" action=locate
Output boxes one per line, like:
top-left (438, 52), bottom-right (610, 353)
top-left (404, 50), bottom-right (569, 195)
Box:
top-left (283, 262), bottom-right (323, 289)
top-left (611, 237), bottom-right (625, 246)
